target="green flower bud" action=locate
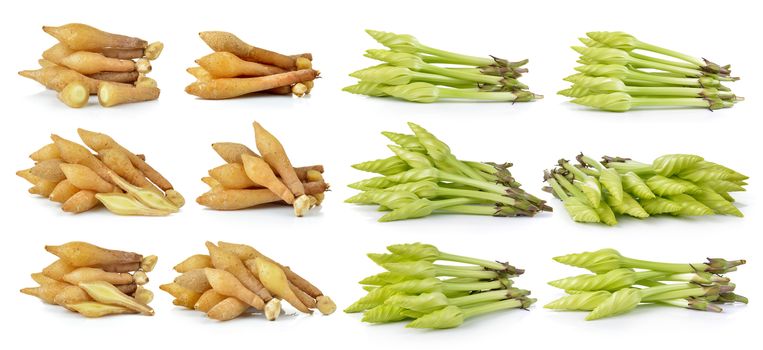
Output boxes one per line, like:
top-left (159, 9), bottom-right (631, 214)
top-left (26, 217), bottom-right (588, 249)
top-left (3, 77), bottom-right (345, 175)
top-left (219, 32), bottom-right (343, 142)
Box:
top-left (351, 156), bottom-right (411, 176)
top-left (407, 122), bottom-right (451, 161)
top-left (365, 50), bottom-right (425, 70)
top-left (382, 261), bottom-right (437, 278)
top-left (387, 242), bottom-right (440, 260)
top-left (652, 154), bottom-right (704, 177)
top-left (571, 92), bottom-right (632, 112)
top-left (367, 253), bottom-right (416, 265)
top-left (386, 168), bottom-right (439, 184)
top-left (381, 131), bottom-right (426, 152)
top-left (573, 76), bottom-right (627, 93)
top-left (344, 286), bottom-right (401, 313)
top-left (387, 145), bottom-right (433, 169)
top-left (359, 271), bottom-right (414, 286)
top-left (586, 288), bottom-right (641, 320)
top-left (571, 46), bottom-right (631, 65)
top-left (646, 175), bottom-right (700, 196)
top-left (347, 176), bottom-right (397, 191)
top-left (586, 32), bottom-right (638, 51)
top-left (362, 304), bottom-right (410, 323)
top-left (382, 82), bottom-right (439, 103)
top-left (385, 292), bottom-right (450, 313)
top-left (406, 305), bottom-right (464, 329)
top-left (388, 278), bottom-right (442, 294)
top-left (606, 191), bottom-right (649, 219)
top-left (678, 161), bottom-right (748, 183)
top-left (691, 189), bottom-right (743, 217)
top-left (342, 81), bottom-right (389, 96)
top-left (598, 167), bottom-right (625, 204)
top-left (385, 181), bottom-right (439, 198)
top-left (594, 201), bottom-right (618, 226)
top-left (549, 268), bottom-right (663, 292)
top-left (350, 66), bottom-right (414, 85)
top-left (621, 172), bottom-right (656, 199)
top-left (639, 197), bottom-right (681, 215)
top-left (574, 64), bottom-right (629, 79)
top-left (563, 197), bottom-right (601, 223)
top-left (553, 249), bottom-right (623, 274)
top-left (578, 37), bottom-right (606, 48)
top-left (668, 194), bottom-right (714, 216)
top-left (379, 198), bottom-right (435, 222)
top-left (545, 291), bottom-right (611, 311)
top-left (365, 30), bottom-right (420, 53)
top-left (558, 85), bottom-right (594, 98)
top-left (698, 180), bottom-right (745, 194)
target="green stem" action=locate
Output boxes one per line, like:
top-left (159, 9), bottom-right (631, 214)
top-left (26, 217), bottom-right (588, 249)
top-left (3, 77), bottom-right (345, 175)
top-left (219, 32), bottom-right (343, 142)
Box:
top-left (438, 87), bottom-right (523, 101)
top-left (629, 97), bottom-right (713, 108)
top-left (410, 71), bottom-right (476, 87)
top-left (623, 78), bottom-right (676, 87)
top-left (642, 287), bottom-right (707, 302)
top-left (435, 266), bottom-right (499, 279)
top-left (422, 64), bottom-right (502, 85)
top-left (420, 52), bottom-right (494, 67)
top-left (627, 56), bottom-right (705, 77)
top-left (624, 87), bottom-right (734, 99)
top-left (579, 155), bottom-right (605, 172)
top-left (638, 283), bottom-right (695, 299)
top-left (636, 41), bottom-right (704, 68)
top-left (553, 173), bottom-right (588, 202)
top-left (560, 161), bottom-right (590, 181)
top-left (621, 257), bottom-right (708, 273)
top-left (438, 169), bottom-right (511, 195)
top-left (546, 177), bottom-right (570, 201)
top-left (438, 252), bottom-right (508, 271)
top-left (603, 160), bottom-right (654, 176)
top-left (439, 205), bottom-right (497, 216)
top-left (626, 69), bottom-right (716, 87)
top-left (629, 51), bottom-right (699, 70)
top-left (436, 187), bottom-right (518, 207)
top-left (443, 279), bottom-right (509, 292)
top-left (450, 290), bottom-right (515, 308)
top-left (461, 299), bottom-right (524, 319)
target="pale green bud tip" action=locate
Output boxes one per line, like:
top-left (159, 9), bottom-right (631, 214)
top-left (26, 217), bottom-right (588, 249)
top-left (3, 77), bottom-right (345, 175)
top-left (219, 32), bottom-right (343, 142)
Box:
top-left (343, 82), bottom-right (388, 97)
top-left (572, 92), bottom-right (632, 112)
top-left (344, 192), bottom-right (370, 204)
top-left (405, 305), bottom-right (464, 329)
top-left (586, 288), bottom-right (640, 320)
top-left (571, 46), bottom-right (590, 55)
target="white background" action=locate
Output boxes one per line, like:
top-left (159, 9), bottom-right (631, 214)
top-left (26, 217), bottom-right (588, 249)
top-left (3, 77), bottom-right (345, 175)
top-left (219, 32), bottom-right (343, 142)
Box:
top-left (1, 0), bottom-right (760, 348)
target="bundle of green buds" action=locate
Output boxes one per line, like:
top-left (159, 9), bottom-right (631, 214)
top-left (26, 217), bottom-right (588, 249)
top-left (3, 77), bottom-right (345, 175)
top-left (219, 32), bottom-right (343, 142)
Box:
top-left (346, 243), bottom-right (535, 329)
top-left (546, 248), bottom-right (748, 320)
top-left (560, 31), bottom-right (742, 111)
top-left (347, 122), bottom-right (551, 222)
top-left (343, 30), bottom-right (541, 103)
top-left (542, 153), bottom-right (747, 225)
